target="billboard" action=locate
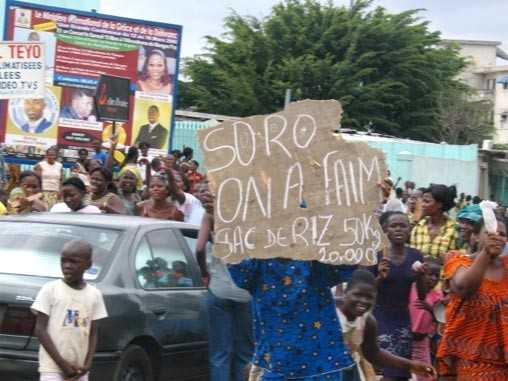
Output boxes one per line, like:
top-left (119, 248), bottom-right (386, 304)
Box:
top-left (2, 1), bottom-right (182, 161)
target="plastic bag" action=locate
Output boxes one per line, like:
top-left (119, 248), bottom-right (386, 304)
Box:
top-left (480, 200), bottom-right (498, 234)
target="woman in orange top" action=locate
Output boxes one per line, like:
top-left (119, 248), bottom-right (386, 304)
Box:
top-left (437, 218), bottom-right (508, 380)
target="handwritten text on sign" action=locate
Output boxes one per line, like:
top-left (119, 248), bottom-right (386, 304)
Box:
top-left (198, 100), bottom-right (387, 265)
top-left (0, 42), bottom-right (45, 99)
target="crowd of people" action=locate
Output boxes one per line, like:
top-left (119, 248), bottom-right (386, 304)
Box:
top-left (15, 141), bottom-right (508, 381)
top-left (0, 141), bottom-right (209, 223)
top-left (201, 178), bottom-right (508, 381)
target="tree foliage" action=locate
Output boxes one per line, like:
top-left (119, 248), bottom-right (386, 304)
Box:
top-left (181, 0), bottom-right (467, 141)
top-left (437, 88), bottom-right (494, 145)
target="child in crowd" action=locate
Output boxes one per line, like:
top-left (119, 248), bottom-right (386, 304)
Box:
top-left (409, 258), bottom-right (443, 381)
top-left (31, 240), bottom-right (108, 381)
top-left (337, 269), bottom-right (437, 381)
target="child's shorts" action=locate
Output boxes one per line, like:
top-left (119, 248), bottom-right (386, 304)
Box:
top-left (40, 373), bottom-right (89, 381)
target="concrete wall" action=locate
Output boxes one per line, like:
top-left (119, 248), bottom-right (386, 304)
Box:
top-left (458, 43), bottom-right (497, 68)
top-left (344, 135), bottom-right (479, 195)
top-left (172, 120), bottom-right (480, 196)
top-left (494, 80), bottom-right (508, 142)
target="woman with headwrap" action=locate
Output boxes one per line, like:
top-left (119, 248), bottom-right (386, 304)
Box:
top-left (117, 165), bottom-right (143, 215)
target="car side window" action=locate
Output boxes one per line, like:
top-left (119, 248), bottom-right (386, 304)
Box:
top-left (135, 237), bottom-right (157, 288)
top-left (135, 229), bottom-right (194, 289)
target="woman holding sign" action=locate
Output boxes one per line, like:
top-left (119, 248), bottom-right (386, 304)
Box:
top-left (437, 217), bottom-right (508, 380)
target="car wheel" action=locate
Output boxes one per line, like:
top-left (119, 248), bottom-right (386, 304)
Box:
top-left (114, 344), bottom-right (154, 381)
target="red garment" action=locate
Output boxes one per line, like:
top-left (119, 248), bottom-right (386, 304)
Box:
top-left (186, 170), bottom-right (204, 193)
top-left (409, 283), bottom-right (442, 334)
top-left (437, 254), bottom-right (508, 379)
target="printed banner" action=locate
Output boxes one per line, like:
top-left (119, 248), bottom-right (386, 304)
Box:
top-left (0, 41), bottom-right (45, 99)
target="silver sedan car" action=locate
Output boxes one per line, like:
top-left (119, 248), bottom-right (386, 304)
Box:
top-left (0, 213), bottom-right (208, 381)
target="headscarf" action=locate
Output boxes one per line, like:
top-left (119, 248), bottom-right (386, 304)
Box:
top-left (119, 164), bottom-right (143, 191)
top-left (457, 204), bottom-right (482, 223)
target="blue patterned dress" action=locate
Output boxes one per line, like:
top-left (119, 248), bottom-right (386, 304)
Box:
top-left (367, 248), bottom-right (423, 379)
top-left (228, 259), bottom-right (356, 380)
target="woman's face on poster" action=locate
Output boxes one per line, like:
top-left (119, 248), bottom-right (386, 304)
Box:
top-left (147, 53), bottom-right (166, 81)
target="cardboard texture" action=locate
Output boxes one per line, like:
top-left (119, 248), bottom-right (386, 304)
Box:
top-left (198, 99), bottom-right (387, 265)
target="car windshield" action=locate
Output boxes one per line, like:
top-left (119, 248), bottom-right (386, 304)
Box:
top-left (0, 222), bottom-right (121, 280)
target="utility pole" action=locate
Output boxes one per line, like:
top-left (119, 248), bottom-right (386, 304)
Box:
top-left (284, 88), bottom-right (292, 109)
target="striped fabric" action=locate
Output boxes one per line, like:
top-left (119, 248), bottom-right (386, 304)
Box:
top-left (437, 254), bottom-right (508, 379)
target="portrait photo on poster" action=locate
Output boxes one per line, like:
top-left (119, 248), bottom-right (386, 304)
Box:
top-left (136, 46), bottom-right (176, 96)
top-left (14, 8), bottom-right (31, 28)
top-left (9, 88), bottom-right (59, 134)
top-left (132, 95), bottom-right (171, 150)
top-left (60, 87), bottom-right (97, 122)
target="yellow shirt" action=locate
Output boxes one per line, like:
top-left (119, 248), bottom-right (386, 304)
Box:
top-left (0, 201), bottom-right (7, 215)
top-left (410, 216), bottom-right (458, 258)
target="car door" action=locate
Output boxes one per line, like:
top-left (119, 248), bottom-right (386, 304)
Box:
top-left (133, 228), bottom-right (207, 380)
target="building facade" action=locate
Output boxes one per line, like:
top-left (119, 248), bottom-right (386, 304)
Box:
top-left (444, 39), bottom-right (508, 143)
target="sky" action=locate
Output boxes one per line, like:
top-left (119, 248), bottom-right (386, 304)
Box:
top-left (99, 0), bottom-right (508, 59)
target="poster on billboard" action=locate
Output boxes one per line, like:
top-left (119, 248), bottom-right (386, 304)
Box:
top-left (95, 75), bottom-right (131, 122)
top-left (0, 41), bottom-right (45, 99)
top-left (2, 1), bottom-right (182, 161)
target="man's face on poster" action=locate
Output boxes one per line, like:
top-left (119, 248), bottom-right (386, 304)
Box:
top-left (148, 107), bottom-right (159, 124)
top-left (72, 94), bottom-right (94, 119)
top-left (24, 98), bottom-right (46, 121)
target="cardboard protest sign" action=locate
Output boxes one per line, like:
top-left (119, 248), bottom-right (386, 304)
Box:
top-left (0, 42), bottom-right (45, 99)
top-left (198, 100), bottom-right (387, 265)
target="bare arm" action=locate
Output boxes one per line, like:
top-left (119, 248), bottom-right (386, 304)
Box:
top-left (34, 313), bottom-right (78, 378)
top-left (34, 164), bottom-right (42, 178)
top-left (144, 161), bottom-right (151, 186)
top-left (101, 194), bottom-right (127, 215)
top-left (81, 320), bottom-right (98, 373)
top-left (165, 167), bottom-right (186, 204)
top-left (196, 213), bottom-right (213, 280)
top-left (105, 142), bottom-right (117, 172)
top-left (375, 258), bottom-right (390, 287)
top-left (31, 197), bottom-right (48, 212)
top-left (451, 233), bottom-right (507, 298)
top-left (451, 251), bottom-right (490, 298)
top-left (415, 274), bottom-right (426, 300)
top-left (362, 315), bottom-right (436, 378)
